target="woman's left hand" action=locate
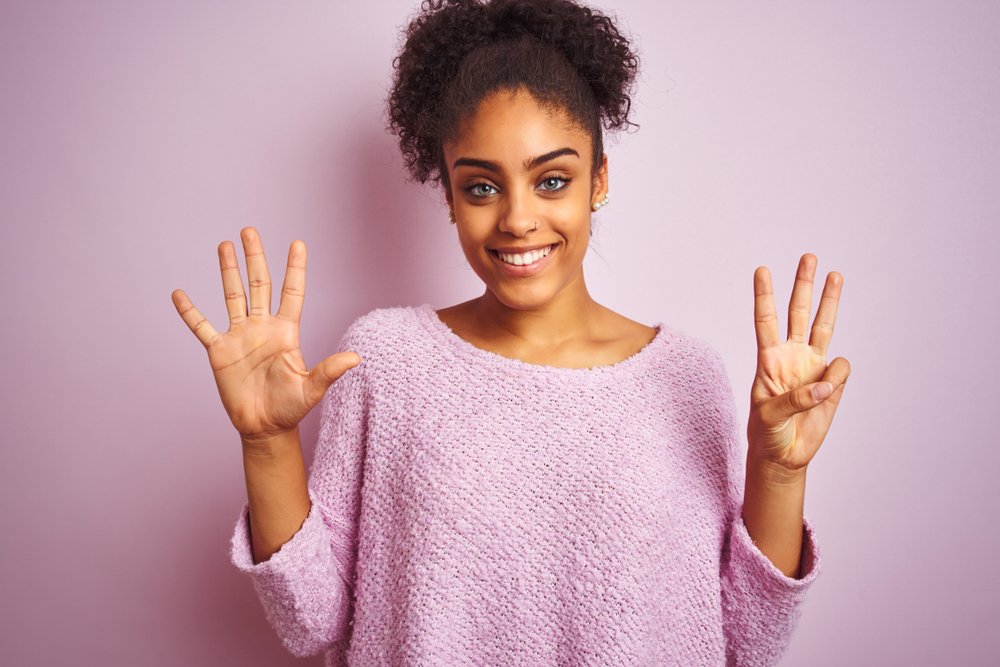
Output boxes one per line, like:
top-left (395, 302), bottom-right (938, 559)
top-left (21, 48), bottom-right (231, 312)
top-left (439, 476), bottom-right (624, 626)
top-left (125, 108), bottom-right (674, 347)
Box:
top-left (747, 253), bottom-right (851, 475)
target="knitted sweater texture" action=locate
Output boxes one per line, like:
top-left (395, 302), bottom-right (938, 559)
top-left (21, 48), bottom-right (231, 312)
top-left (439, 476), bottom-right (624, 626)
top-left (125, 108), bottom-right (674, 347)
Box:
top-left (230, 303), bottom-right (822, 666)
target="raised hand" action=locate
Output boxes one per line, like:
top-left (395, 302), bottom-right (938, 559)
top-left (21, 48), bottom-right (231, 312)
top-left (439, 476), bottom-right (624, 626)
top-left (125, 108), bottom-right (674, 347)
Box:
top-left (746, 253), bottom-right (851, 474)
top-left (171, 227), bottom-right (361, 443)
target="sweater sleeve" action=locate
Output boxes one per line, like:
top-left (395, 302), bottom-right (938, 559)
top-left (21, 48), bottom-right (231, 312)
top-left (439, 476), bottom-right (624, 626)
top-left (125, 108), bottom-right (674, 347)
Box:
top-left (704, 348), bottom-right (823, 667)
top-left (229, 320), bottom-right (370, 658)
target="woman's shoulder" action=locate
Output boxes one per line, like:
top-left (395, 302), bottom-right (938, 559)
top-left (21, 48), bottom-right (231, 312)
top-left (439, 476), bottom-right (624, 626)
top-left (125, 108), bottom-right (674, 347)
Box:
top-left (595, 305), bottom-right (724, 371)
top-left (336, 304), bottom-right (428, 354)
top-left (610, 311), bottom-right (729, 386)
top-left (651, 322), bottom-right (733, 399)
top-left (598, 308), bottom-right (659, 362)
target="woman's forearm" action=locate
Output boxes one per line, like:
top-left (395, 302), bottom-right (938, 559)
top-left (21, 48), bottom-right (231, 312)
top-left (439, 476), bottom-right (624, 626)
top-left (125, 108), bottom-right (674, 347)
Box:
top-left (241, 426), bottom-right (312, 564)
top-left (741, 454), bottom-right (808, 579)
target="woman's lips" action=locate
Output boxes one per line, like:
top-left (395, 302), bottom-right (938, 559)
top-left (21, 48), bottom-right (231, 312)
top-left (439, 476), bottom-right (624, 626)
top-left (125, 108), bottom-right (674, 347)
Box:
top-left (489, 243), bottom-right (558, 277)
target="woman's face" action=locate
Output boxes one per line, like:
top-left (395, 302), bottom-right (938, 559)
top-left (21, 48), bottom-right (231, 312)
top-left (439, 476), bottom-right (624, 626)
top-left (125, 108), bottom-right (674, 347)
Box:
top-left (442, 88), bottom-right (608, 310)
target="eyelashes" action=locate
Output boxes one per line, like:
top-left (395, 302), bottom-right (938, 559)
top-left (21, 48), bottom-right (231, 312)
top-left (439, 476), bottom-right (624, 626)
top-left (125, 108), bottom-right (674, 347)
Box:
top-left (539, 176), bottom-right (570, 192)
top-left (462, 176), bottom-right (572, 199)
top-left (466, 182), bottom-right (499, 197)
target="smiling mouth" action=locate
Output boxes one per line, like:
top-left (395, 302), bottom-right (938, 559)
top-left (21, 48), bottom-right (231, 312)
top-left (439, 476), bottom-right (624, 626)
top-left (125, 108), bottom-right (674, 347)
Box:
top-left (488, 243), bottom-right (557, 266)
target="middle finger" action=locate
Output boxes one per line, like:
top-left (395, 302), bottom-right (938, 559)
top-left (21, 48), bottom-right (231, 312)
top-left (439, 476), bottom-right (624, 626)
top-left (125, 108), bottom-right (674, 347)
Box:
top-left (240, 227), bottom-right (272, 317)
top-left (218, 240), bottom-right (248, 326)
top-left (787, 253), bottom-right (816, 344)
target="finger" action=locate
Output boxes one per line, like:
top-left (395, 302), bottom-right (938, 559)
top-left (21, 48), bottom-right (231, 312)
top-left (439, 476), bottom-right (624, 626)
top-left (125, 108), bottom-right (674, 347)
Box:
top-left (809, 271), bottom-right (843, 358)
top-left (812, 356), bottom-right (851, 410)
top-left (218, 240), bottom-right (248, 326)
top-left (754, 266), bottom-right (780, 350)
top-left (787, 253), bottom-right (816, 344)
top-left (303, 351), bottom-right (363, 410)
top-left (822, 377), bottom-right (847, 410)
top-left (276, 240), bottom-right (306, 323)
top-left (240, 227), bottom-right (272, 317)
top-left (824, 356), bottom-right (851, 390)
top-left (171, 289), bottom-right (222, 348)
top-left (760, 356), bottom-right (851, 424)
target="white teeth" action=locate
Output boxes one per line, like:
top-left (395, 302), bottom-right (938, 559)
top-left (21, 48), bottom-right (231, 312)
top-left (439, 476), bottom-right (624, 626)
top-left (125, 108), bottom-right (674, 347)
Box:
top-left (497, 244), bottom-right (553, 265)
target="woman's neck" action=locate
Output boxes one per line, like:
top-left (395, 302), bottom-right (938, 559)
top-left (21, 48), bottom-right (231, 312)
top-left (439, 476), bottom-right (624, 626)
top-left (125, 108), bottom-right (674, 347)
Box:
top-left (471, 278), bottom-right (606, 348)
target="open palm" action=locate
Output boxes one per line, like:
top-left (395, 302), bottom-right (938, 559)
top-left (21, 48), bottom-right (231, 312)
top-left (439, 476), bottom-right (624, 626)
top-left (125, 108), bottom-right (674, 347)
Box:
top-left (171, 227), bottom-right (360, 442)
top-left (746, 253), bottom-right (851, 473)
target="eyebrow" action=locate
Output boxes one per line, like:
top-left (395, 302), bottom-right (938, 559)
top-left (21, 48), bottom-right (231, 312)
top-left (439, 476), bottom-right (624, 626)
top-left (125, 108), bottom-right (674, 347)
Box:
top-left (452, 147), bottom-right (580, 173)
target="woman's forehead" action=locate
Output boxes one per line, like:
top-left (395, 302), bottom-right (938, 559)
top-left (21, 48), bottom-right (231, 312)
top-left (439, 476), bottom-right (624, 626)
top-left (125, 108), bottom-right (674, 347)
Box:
top-left (444, 90), bottom-right (592, 167)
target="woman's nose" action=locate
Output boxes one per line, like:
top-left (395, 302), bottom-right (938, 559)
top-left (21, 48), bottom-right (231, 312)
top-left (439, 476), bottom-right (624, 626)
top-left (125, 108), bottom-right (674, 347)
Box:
top-left (497, 189), bottom-right (538, 236)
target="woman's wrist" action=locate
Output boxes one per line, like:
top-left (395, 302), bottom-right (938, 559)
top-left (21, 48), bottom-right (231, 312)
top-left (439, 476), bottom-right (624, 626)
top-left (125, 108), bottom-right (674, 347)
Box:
top-left (240, 426), bottom-right (300, 458)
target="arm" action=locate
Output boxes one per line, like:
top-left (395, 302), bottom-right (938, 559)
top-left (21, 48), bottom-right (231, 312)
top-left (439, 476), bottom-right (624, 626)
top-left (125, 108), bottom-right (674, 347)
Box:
top-left (722, 255), bottom-right (846, 664)
top-left (741, 456), bottom-right (808, 579)
top-left (229, 323), bottom-right (370, 658)
top-left (705, 349), bottom-right (822, 667)
top-left (241, 427), bottom-right (311, 564)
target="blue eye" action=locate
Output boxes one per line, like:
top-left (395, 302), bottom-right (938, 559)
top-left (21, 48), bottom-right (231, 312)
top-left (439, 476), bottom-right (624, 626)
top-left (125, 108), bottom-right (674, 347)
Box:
top-left (465, 182), bottom-right (498, 197)
top-left (539, 176), bottom-right (570, 192)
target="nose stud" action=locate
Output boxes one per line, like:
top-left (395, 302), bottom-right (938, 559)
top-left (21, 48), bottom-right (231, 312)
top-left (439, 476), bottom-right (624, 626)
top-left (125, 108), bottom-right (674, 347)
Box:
top-left (592, 193), bottom-right (610, 211)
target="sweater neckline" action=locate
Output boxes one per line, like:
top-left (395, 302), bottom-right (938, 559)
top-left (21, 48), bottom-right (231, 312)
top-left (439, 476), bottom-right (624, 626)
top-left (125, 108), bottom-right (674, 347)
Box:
top-left (414, 302), bottom-right (669, 377)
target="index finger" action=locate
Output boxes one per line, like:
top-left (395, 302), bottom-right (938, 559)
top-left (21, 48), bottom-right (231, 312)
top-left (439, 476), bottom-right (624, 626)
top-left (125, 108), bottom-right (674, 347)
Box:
top-left (276, 240), bottom-right (307, 323)
top-left (809, 271), bottom-right (843, 357)
top-left (241, 227), bottom-right (272, 318)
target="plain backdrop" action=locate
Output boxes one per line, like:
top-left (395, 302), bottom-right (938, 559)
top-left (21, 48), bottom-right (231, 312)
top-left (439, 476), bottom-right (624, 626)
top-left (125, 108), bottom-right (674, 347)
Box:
top-left (1, 1), bottom-right (997, 665)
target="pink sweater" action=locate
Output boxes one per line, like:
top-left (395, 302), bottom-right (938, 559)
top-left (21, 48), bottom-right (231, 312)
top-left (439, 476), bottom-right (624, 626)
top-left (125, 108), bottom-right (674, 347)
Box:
top-left (230, 303), bottom-right (822, 666)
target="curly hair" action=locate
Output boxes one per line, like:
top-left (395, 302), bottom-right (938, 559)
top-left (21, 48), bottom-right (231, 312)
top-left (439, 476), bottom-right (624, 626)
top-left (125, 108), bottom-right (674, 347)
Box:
top-left (386, 0), bottom-right (640, 188)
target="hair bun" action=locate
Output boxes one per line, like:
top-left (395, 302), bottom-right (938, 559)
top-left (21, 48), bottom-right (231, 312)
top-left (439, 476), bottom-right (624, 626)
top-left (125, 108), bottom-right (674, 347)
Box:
top-left (388, 0), bottom-right (640, 184)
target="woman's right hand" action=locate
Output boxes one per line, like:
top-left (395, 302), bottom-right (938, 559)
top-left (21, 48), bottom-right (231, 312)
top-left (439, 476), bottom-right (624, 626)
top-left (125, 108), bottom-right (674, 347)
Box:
top-left (171, 227), bottom-right (361, 443)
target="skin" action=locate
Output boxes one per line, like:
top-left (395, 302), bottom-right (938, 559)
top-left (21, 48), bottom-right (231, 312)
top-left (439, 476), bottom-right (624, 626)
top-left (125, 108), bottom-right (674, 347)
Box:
top-left (438, 87), bottom-right (658, 368)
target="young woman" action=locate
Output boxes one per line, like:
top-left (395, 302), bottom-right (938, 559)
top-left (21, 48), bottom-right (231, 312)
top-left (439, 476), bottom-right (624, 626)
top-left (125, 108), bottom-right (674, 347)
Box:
top-left (172, 0), bottom-right (850, 664)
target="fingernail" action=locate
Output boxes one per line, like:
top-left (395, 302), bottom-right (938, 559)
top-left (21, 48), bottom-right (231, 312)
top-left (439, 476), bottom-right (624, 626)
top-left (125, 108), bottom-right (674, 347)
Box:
top-left (811, 382), bottom-right (833, 401)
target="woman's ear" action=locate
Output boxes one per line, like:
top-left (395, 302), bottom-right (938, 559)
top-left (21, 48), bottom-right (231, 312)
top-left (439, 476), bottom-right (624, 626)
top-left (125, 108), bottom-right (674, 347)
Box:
top-left (439, 148), bottom-right (455, 213)
top-left (443, 183), bottom-right (455, 222)
top-left (592, 153), bottom-right (609, 201)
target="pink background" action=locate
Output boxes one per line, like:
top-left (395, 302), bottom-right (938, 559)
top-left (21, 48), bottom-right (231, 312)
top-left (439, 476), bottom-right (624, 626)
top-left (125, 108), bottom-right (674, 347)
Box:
top-left (1, 1), bottom-right (997, 664)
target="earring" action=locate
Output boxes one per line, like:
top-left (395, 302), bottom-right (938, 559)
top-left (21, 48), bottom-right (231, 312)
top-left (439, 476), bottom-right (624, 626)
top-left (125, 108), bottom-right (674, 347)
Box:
top-left (448, 210), bottom-right (455, 224)
top-left (592, 193), bottom-right (610, 212)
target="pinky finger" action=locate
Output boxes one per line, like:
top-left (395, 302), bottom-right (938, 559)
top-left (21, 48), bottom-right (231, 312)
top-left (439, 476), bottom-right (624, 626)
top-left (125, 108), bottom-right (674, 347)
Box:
top-left (172, 289), bottom-right (222, 348)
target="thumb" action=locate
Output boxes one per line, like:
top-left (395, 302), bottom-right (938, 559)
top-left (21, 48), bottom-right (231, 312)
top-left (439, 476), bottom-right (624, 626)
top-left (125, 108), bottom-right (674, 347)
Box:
top-left (762, 381), bottom-right (833, 424)
top-left (303, 351), bottom-right (362, 409)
